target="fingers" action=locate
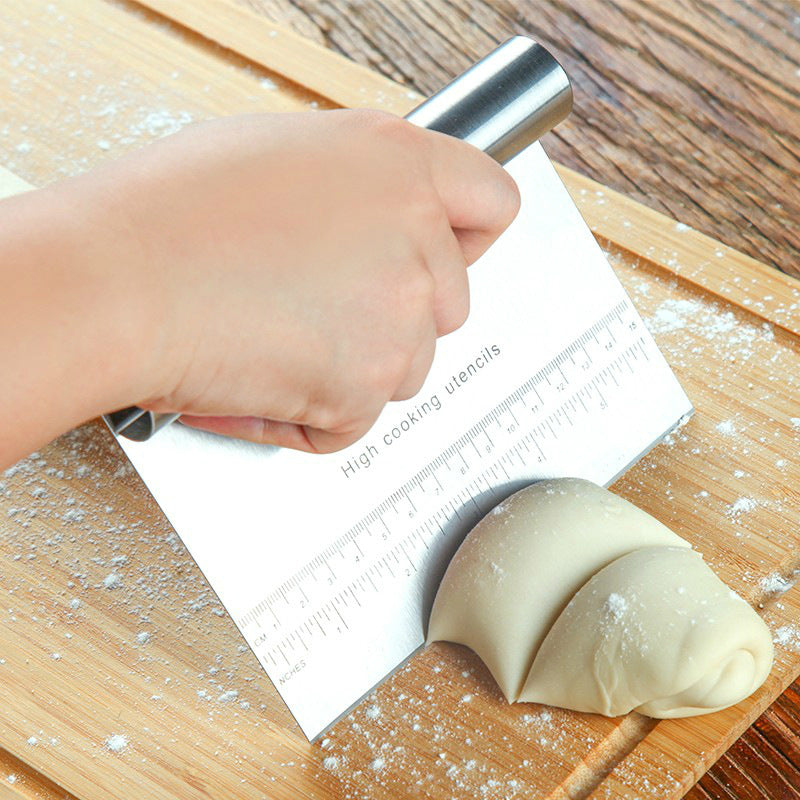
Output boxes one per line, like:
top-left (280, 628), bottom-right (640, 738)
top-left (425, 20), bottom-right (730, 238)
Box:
top-left (423, 212), bottom-right (470, 336)
top-left (393, 323), bottom-right (436, 401)
top-left (419, 127), bottom-right (521, 264)
top-left (180, 413), bottom-right (378, 455)
top-left (179, 415), bottom-right (318, 452)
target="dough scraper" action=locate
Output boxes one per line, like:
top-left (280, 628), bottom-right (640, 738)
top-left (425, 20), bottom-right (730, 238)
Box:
top-left (103, 37), bottom-right (693, 740)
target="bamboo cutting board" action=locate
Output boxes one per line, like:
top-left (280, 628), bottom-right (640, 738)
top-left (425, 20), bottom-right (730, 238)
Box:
top-left (1, 1), bottom-right (799, 798)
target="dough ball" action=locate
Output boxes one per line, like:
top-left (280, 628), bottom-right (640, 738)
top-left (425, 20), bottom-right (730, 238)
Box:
top-left (427, 478), bottom-right (773, 717)
top-left (427, 478), bottom-right (689, 701)
top-left (520, 546), bottom-right (774, 717)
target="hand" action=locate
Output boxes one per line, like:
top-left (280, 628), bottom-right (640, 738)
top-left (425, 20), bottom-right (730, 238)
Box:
top-left (8, 110), bottom-right (519, 460)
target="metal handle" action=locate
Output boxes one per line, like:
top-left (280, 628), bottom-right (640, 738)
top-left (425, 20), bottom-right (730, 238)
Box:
top-left (405, 35), bottom-right (572, 164)
top-left (104, 408), bottom-right (180, 441)
top-left (106, 35), bottom-right (572, 441)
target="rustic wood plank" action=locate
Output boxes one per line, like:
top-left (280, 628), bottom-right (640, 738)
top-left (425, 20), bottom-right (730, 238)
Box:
top-left (231, 0), bottom-right (800, 281)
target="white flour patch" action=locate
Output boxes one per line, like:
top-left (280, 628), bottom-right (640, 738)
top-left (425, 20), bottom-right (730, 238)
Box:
top-left (106, 734), bottom-right (128, 752)
top-left (716, 420), bottom-right (736, 436)
top-left (727, 497), bottom-right (757, 518)
top-left (774, 625), bottom-right (800, 652)
top-left (760, 573), bottom-right (795, 596)
top-left (103, 572), bottom-right (121, 589)
top-left (605, 593), bottom-right (628, 621)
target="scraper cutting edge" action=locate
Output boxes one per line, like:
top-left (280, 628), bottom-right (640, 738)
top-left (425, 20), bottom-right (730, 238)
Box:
top-left (105, 35), bottom-right (573, 441)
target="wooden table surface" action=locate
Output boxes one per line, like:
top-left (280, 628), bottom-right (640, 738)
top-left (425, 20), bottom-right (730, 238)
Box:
top-left (0, 1), bottom-right (798, 798)
top-left (230, 8), bottom-right (800, 797)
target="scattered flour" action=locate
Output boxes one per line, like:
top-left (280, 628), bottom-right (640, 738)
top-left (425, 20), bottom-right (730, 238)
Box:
top-left (727, 497), bottom-right (758, 518)
top-left (105, 734), bottom-right (128, 753)
top-left (643, 295), bottom-right (776, 368)
top-left (605, 593), bottom-right (628, 621)
top-left (774, 625), bottom-right (800, 652)
top-left (759, 573), bottom-right (795, 596)
top-left (715, 420), bottom-right (736, 436)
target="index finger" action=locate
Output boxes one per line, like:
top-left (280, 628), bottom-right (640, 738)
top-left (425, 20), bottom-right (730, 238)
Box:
top-left (417, 126), bottom-right (521, 264)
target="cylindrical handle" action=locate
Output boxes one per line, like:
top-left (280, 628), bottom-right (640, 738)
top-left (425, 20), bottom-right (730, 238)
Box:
top-left (105, 408), bottom-right (180, 441)
top-left (404, 36), bottom-right (572, 164)
top-left (106, 35), bottom-right (572, 442)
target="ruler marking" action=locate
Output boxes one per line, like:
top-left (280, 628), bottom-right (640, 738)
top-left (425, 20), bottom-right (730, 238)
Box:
top-left (241, 302), bottom-right (658, 645)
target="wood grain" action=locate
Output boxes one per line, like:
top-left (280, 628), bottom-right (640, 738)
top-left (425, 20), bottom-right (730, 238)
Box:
top-left (233, 0), bottom-right (800, 281)
top-left (1, 1), bottom-right (800, 799)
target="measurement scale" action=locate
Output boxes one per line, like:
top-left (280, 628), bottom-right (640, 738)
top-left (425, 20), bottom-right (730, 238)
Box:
top-left (240, 299), bottom-right (650, 639)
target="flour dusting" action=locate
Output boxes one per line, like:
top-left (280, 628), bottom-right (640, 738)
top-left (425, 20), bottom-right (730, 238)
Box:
top-left (605, 593), bottom-right (628, 621)
top-left (106, 734), bottom-right (128, 753)
top-left (759, 573), bottom-right (795, 596)
top-left (727, 497), bottom-right (758, 518)
top-left (774, 625), bottom-right (800, 652)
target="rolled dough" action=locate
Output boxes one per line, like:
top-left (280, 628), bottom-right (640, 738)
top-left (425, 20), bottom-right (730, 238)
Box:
top-left (427, 478), bottom-right (773, 718)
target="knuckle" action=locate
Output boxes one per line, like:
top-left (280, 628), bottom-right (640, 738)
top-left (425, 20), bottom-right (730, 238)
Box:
top-left (289, 396), bottom-right (343, 434)
top-left (403, 268), bottom-right (437, 309)
top-left (351, 108), bottom-right (415, 143)
top-left (308, 406), bottom-right (341, 433)
top-left (374, 351), bottom-right (411, 395)
top-left (439, 292), bottom-right (470, 335)
top-left (497, 170), bottom-right (521, 225)
top-left (406, 184), bottom-right (444, 227)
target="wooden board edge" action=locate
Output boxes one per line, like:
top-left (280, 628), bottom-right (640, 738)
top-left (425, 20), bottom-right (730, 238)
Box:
top-left (0, 746), bottom-right (75, 800)
top-left (559, 164), bottom-right (800, 339)
top-left (126, 0), bottom-right (424, 112)
top-left (125, 0), bottom-right (800, 339)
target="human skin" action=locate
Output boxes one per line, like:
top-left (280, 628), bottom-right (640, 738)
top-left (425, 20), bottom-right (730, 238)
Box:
top-left (0, 109), bottom-right (519, 469)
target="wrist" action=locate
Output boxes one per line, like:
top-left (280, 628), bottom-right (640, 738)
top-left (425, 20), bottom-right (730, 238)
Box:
top-left (39, 174), bottom-right (163, 423)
